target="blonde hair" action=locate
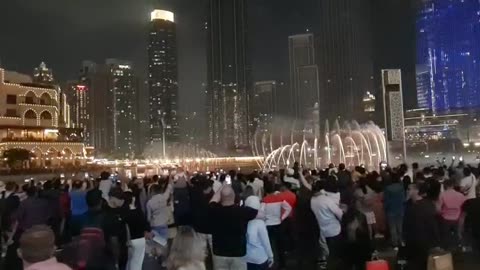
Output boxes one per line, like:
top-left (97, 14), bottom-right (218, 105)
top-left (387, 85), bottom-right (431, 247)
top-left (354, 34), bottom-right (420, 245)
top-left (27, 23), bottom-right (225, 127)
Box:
top-left (167, 226), bottom-right (206, 270)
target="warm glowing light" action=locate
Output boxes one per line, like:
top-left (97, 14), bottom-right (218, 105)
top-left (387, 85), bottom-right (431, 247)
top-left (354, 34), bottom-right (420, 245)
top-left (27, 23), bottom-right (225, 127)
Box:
top-left (150, 10), bottom-right (174, 22)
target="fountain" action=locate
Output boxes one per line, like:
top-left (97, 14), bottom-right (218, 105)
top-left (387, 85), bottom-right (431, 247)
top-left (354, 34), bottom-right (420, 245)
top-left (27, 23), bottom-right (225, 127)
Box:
top-left (254, 118), bottom-right (387, 171)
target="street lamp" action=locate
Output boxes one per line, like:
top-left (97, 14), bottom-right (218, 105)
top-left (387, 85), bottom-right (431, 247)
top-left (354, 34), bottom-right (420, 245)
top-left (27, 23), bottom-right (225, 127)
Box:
top-left (158, 110), bottom-right (166, 159)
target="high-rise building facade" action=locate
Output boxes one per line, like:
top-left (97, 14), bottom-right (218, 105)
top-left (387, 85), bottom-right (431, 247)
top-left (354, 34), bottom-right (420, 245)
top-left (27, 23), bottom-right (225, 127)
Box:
top-left (416, 64), bottom-right (432, 109)
top-left (33, 62), bottom-right (54, 84)
top-left (288, 33), bottom-right (319, 119)
top-left (416, 0), bottom-right (480, 111)
top-left (106, 59), bottom-right (139, 157)
top-left (315, 0), bottom-right (375, 122)
top-left (148, 10), bottom-right (179, 144)
top-left (206, 0), bottom-right (251, 150)
top-left (252, 81), bottom-right (277, 132)
top-left (67, 82), bottom-right (89, 138)
top-left (71, 60), bottom-right (140, 157)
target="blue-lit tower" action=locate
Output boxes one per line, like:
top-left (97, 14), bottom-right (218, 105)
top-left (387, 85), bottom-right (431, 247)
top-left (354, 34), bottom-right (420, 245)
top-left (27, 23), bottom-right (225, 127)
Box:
top-left (416, 0), bottom-right (480, 111)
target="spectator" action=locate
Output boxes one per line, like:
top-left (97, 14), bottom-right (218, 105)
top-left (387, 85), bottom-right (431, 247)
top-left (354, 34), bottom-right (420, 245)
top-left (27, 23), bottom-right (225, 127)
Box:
top-left (354, 177), bottom-right (376, 238)
top-left (147, 178), bottom-right (174, 267)
top-left (439, 179), bottom-right (466, 250)
top-left (460, 193), bottom-right (480, 255)
top-left (104, 187), bottom-right (129, 270)
top-left (384, 173), bottom-right (406, 249)
top-left (98, 171), bottom-right (113, 201)
top-left (244, 196), bottom-right (274, 270)
top-left (208, 185), bottom-right (257, 270)
top-left (310, 180), bottom-right (344, 269)
top-left (69, 180), bottom-right (88, 236)
top-left (123, 192), bottom-right (151, 270)
top-left (262, 181), bottom-right (292, 269)
top-left (404, 182), bottom-right (441, 270)
top-left (247, 172), bottom-right (264, 198)
top-left (460, 167), bottom-right (477, 199)
top-left (19, 225), bottom-right (71, 270)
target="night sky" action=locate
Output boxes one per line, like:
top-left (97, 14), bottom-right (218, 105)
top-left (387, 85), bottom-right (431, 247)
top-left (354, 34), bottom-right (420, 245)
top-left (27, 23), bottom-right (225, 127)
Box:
top-left (0, 0), bottom-right (415, 117)
top-left (0, 0), bottom-right (316, 116)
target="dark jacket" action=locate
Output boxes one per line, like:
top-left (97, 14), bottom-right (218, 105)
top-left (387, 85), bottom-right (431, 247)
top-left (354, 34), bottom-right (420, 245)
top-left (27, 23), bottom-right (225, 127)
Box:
top-left (384, 182), bottom-right (405, 217)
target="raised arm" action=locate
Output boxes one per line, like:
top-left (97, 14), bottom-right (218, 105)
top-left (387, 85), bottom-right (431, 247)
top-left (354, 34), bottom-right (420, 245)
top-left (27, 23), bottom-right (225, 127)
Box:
top-left (299, 173), bottom-right (312, 190)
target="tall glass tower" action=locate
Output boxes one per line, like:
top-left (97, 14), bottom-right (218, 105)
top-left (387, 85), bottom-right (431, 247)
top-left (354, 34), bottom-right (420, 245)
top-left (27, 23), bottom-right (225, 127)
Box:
top-left (206, 0), bottom-right (251, 151)
top-left (416, 0), bottom-right (480, 111)
top-left (148, 10), bottom-right (179, 143)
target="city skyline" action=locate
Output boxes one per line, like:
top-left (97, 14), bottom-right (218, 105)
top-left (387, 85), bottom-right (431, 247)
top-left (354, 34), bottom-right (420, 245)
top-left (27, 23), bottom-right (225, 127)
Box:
top-left (0, 0), bottom-right (449, 153)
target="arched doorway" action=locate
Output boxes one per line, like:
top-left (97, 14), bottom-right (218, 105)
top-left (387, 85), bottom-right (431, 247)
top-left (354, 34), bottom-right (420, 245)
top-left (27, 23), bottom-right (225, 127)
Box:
top-left (40, 93), bottom-right (53, 105)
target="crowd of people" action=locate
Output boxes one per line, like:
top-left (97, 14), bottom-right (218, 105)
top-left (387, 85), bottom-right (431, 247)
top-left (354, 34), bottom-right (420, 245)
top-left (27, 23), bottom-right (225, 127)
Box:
top-left (0, 159), bottom-right (479, 270)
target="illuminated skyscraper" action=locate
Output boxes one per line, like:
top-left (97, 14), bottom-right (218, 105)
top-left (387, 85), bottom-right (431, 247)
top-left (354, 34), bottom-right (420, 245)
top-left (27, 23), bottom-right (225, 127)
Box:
top-left (148, 10), bottom-right (179, 144)
top-left (206, 0), bottom-right (251, 150)
top-left (315, 0), bottom-right (374, 121)
top-left (73, 60), bottom-right (140, 157)
top-left (288, 33), bottom-right (319, 119)
top-left (67, 82), bottom-right (89, 136)
top-left (416, 64), bottom-right (432, 109)
top-left (252, 81), bottom-right (277, 132)
top-left (33, 62), bottom-right (54, 84)
top-left (416, 0), bottom-right (480, 111)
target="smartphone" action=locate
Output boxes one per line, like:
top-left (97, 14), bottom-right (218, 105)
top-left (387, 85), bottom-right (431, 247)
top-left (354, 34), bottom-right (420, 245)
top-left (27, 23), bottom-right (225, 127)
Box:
top-left (60, 173), bottom-right (65, 178)
top-left (84, 172), bottom-right (89, 179)
top-left (225, 175), bottom-right (232, 185)
top-left (459, 156), bottom-right (464, 162)
top-left (452, 156), bottom-right (456, 160)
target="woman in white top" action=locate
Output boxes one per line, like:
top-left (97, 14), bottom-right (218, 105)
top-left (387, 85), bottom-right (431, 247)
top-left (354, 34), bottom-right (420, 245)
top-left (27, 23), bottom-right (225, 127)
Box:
top-left (244, 196), bottom-right (274, 270)
top-left (460, 167), bottom-right (478, 199)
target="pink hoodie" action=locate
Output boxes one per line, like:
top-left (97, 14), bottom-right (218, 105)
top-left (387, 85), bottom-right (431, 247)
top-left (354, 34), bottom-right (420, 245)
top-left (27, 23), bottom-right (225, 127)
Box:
top-left (24, 258), bottom-right (72, 270)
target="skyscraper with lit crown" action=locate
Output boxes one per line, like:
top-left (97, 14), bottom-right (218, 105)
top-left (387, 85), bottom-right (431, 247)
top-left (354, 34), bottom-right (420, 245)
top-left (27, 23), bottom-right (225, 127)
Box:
top-left (148, 10), bottom-right (179, 144)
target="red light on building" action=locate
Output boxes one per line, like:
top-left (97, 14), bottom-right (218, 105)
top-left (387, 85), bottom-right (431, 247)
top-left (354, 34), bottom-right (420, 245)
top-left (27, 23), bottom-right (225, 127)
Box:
top-left (77, 85), bottom-right (86, 91)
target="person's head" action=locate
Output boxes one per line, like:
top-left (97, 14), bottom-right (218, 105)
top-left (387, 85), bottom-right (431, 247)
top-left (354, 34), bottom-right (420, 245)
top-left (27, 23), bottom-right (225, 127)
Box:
top-left (228, 170), bottom-right (236, 180)
top-left (443, 179), bottom-right (455, 190)
top-left (220, 185), bottom-right (235, 206)
top-left (458, 161), bottom-right (465, 168)
top-left (412, 162), bottom-right (419, 170)
top-left (264, 180), bottom-right (276, 195)
top-left (324, 175), bottom-right (339, 193)
top-left (18, 225), bottom-right (56, 265)
top-left (339, 163), bottom-right (346, 171)
top-left (42, 180), bottom-right (53, 191)
top-left (5, 181), bottom-right (17, 192)
top-left (100, 171), bottom-right (110, 180)
top-left (108, 187), bottom-right (125, 208)
top-left (25, 186), bottom-right (37, 197)
top-left (312, 180), bottom-right (326, 194)
top-left (72, 180), bottom-right (83, 190)
top-left (86, 189), bottom-right (103, 210)
top-left (423, 167), bottom-right (432, 176)
top-left (52, 179), bottom-right (61, 190)
top-left (463, 167), bottom-right (472, 177)
top-left (150, 184), bottom-right (163, 195)
top-left (391, 173), bottom-right (401, 184)
top-left (167, 226), bottom-right (206, 270)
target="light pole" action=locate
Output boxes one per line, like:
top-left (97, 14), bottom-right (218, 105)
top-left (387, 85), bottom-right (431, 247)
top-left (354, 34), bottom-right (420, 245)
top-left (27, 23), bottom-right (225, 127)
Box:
top-left (158, 110), bottom-right (166, 159)
top-left (161, 116), bottom-right (166, 159)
